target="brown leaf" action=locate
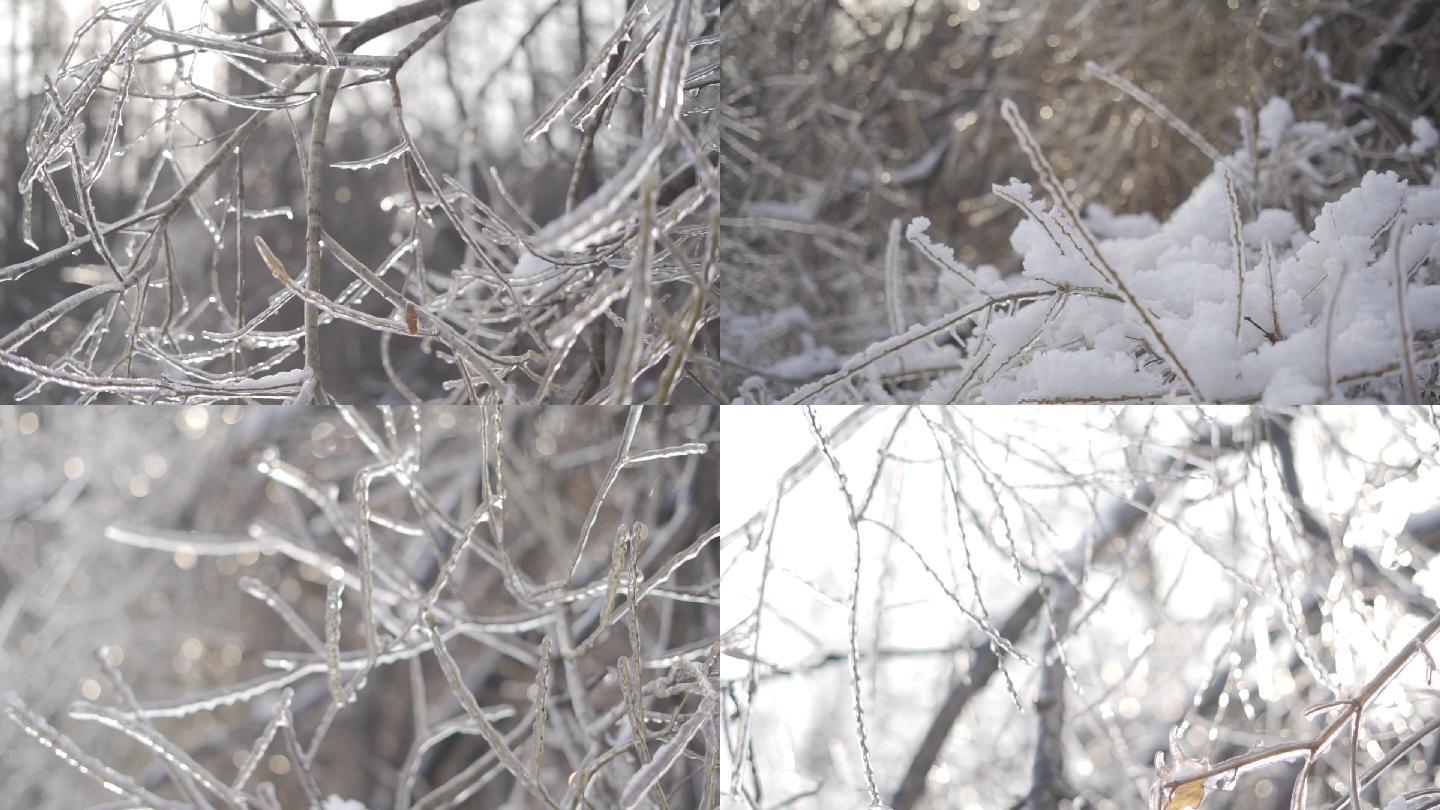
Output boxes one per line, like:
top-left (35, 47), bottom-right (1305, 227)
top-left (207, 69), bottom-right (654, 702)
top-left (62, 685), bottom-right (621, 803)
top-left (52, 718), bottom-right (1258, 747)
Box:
top-left (1166, 781), bottom-right (1205, 810)
top-left (253, 236), bottom-right (290, 284)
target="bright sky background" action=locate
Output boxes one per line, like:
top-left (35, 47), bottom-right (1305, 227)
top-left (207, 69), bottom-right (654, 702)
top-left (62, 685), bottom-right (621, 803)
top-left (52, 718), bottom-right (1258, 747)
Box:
top-left (0, 0), bottom-right (614, 145)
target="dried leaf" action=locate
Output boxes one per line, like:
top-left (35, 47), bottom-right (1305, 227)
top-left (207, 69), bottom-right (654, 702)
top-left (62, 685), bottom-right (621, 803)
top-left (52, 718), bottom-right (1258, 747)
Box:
top-left (1166, 781), bottom-right (1206, 810)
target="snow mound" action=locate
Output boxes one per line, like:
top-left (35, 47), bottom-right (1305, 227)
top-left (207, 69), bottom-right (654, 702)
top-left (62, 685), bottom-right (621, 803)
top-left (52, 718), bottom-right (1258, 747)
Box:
top-left (789, 166), bottom-right (1440, 403)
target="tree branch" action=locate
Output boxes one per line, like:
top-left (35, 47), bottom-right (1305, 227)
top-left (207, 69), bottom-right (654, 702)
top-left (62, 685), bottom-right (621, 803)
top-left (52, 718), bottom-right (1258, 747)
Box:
top-left (299, 0), bottom-right (478, 400)
top-left (889, 588), bottom-right (1042, 810)
top-left (1025, 573), bottom-right (1080, 810)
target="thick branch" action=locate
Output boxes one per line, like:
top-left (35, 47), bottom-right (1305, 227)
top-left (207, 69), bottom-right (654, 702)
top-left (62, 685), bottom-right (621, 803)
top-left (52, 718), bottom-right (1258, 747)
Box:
top-left (890, 587), bottom-right (1044, 810)
top-left (891, 464), bottom-right (1165, 810)
top-left (1026, 575), bottom-right (1079, 810)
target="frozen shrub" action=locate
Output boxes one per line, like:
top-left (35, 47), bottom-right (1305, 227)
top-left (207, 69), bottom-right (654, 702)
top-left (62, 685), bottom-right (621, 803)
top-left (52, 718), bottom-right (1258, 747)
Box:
top-left (773, 92), bottom-right (1440, 403)
top-left (786, 145), bottom-right (1440, 403)
top-left (0, 0), bottom-right (718, 403)
top-left (723, 406), bottom-right (1440, 809)
top-left (2, 405), bottom-right (720, 808)
top-left (725, 0), bottom-right (1440, 403)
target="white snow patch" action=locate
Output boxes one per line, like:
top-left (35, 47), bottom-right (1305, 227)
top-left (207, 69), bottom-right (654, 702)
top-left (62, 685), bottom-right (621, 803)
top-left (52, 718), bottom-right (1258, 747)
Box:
top-left (1402, 117), bottom-right (1438, 155)
top-left (1257, 98), bottom-right (1294, 150)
